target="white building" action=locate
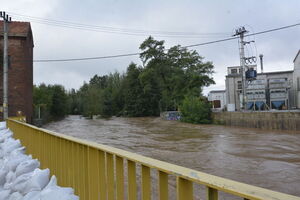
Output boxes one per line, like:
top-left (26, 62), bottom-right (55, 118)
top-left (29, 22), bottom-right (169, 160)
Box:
top-left (208, 90), bottom-right (226, 111)
top-left (293, 50), bottom-right (300, 108)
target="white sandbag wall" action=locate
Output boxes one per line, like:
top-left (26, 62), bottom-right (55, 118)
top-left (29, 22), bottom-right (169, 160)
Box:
top-left (0, 122), bottom-right (79, 200)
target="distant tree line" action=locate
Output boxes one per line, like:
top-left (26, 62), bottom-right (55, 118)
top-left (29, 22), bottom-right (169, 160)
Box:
top-left (33, 84), bottom-right (69, 121)
top-left (33, 37), bottom-right (215, 123)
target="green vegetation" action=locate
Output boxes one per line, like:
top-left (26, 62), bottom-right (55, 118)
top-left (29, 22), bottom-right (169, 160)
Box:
top-left (179, 96), bottom-right (212, 124)
top-left (33, 84), bottom-right (68, 121)
top-left (33, 37), bottom-right (215, 123)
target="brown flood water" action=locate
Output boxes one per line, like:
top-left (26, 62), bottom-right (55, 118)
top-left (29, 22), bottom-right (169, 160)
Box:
top-left (44, 115), bottom-right (300, 197)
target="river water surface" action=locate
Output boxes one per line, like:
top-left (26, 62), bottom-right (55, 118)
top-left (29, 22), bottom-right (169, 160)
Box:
top-left (43, 115), bottom-right (300, 197)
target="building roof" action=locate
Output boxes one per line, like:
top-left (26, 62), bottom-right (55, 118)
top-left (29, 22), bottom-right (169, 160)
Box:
top-left (226, 70), bottom-right (293, 78)
top-left (259, 70), bottom-right (293, 75)
top-left (0, 21), bottom-right (32, 38)
top-left (226, 74), bottom-right (241, 78)
top-left (209, 90), bottom-right (226, 93)
top-left (293, 50), bottom-right (300, 63)
top-left (227, 65), bottom-right (257, 69)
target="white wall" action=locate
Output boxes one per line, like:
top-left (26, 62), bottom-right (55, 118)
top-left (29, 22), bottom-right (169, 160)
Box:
top-left (293, 52), bottom-right (300, 108)
top-left (208, 91), bottom-right (226, 110)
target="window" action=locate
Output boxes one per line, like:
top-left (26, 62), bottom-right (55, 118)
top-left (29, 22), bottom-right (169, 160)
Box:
top-left (213, 100), bottom-right (221, 108)
top-left (237, 81), bottom-right (242, 89)
top-left (231, 69), bottom-right (238, 74)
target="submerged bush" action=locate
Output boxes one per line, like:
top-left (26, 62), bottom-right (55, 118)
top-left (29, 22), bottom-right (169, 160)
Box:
top-left (179, 96), bottom-right (212, 124)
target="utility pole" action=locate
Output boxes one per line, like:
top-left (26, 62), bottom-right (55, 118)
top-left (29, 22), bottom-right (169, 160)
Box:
top-left (233, 27), bottom-right (248, 110)
top-left (0, 12), bottom-right (12, 120)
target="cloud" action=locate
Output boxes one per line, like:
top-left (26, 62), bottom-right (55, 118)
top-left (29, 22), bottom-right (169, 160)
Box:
top-left (2, 0), bottom-right (300, 95)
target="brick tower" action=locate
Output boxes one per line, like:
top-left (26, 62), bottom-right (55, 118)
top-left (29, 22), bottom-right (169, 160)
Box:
top-left (0, 21), bottom-right (33, 122)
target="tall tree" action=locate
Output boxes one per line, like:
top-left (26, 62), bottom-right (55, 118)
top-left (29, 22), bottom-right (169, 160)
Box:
top-left (139, 36), bottom-right (215, 111)
top-left (123, 63), bottom-right (148, 116)
top-left (50, 85), bottom-right (68, 119)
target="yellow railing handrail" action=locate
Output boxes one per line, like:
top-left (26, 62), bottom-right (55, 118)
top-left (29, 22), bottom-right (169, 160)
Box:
top-left (7, 118), bottom-right (300, 200)
top-left (8, 116), bottom-right (26, 122)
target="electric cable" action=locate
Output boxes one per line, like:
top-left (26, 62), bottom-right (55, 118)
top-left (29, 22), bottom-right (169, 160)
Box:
top-left (9, 21), bottom-right (300, 63)
top-left (9, 12), bottom-right (230, 38)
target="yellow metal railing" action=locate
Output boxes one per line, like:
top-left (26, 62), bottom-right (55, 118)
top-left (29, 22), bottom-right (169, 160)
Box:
top-left (6, 118), bottom-right (300, 200)
top-left (8, 116), bottom-right (26, 122)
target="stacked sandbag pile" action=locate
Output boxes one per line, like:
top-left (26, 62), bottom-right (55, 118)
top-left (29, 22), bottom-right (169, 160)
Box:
top-left (0, 122), bottom-right (79, 200)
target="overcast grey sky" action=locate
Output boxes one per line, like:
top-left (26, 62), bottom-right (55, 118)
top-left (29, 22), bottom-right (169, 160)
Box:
top-left (2, 0), bottom-right (300, 94)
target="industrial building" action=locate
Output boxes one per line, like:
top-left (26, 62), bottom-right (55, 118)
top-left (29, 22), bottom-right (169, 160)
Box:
top-left (209, 50), bottom-right (300, 111)
top-left (226, 68), bottom-right (294, 111)
top-left (0, 21), bottom-right (33, 122)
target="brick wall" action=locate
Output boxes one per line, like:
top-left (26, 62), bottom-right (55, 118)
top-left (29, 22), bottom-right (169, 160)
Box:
top-left (0, 22), bottom-right (33, 122)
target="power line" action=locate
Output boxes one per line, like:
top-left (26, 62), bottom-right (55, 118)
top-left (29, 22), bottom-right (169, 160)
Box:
top-left (20, 20), bottom-right (227, 38)
top-left (8, 12), bottom-right (230, 38)
top-left (246, 22), bottom-right (300, 37)
top-left (12, 21), bottom-right (300, 63)
top-left (31, 36), bottom-right (240, 63)
top-left (33, 52), bottom-right (141, 62)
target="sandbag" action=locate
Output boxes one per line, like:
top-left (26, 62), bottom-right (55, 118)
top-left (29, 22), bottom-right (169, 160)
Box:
top-left (0, 190), bottom-right (11, 200)
top-left (21, 191), bottom-right (41, 200)
top-left (0, 122), bottom-right (6, 130)
top-left (12, 168), bottom-right (49, 195)
top-left (40, 188), bottom-right (78, 200)
top-left (5, 171), bottom-right (16, 184)
top-left (40, 176), bottom-right (78, 200)
top-left (11, 172), bottom-right (33, 193)
top-left (10, 147), bottom-right (26, 157)
top-left (0, 130), bottom-right (12, 143)
top-left (0, 169), bottom-right (8, 186)
top-left (15, 159), bottom-right (40, 176)
top-left (44, 176), bottom-right (74, 194)
top-left (0, 138), bottom-right (21, 155)
top-left (29, 168), bottom-right (50, 191)
top-left (4, 154), bottom-right (29, 172)
top-left (8, 192), bottom-right (23, 200)
top-left (0, 125), bottom-right (79, 200)
top-left (43, 175), bottom-right (57, 190)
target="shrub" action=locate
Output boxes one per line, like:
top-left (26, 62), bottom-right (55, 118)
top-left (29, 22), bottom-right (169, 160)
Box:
top-left (179, 96), bottom-right (212, 124)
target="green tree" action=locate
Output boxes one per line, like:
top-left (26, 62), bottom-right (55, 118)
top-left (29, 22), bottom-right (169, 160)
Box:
top-left (179, 96), bottom-right (212, 124)
top-left (100, 72), bottom-right (125, 117)
top-left (33, 84), bottom-right (53, 120)
top-left (41, 36), bottom-right (215, 122)
top-left (89, 75), bottom-right (108, 89)
top-left (139, 36), bottom-right (215, 112)
top-left (50, 85), bottom-right (68, 119)
top-left (138, 67), bottom-right (161, 115)
top-left (123, 63), bottom-right (148, 116)
top-left (33, 84), bottom-right (69, 121)
top-left (78, 83), bottom-right (101, 118)
top-left (67, 88), bottom-right (81, 115)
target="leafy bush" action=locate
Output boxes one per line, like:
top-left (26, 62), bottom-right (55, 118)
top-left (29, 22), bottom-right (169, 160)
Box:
top-left (179, 96), bottom-right (212, 124)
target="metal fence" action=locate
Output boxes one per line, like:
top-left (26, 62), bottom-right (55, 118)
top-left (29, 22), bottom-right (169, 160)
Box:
top-left (6, 118), bottom-right (300, 200)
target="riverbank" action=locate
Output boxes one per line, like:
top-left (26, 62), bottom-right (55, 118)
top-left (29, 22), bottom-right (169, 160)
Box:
top-left (213, 111), bottom-right (300, 131)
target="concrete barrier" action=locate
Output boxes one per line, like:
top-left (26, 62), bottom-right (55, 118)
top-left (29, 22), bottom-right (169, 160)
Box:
top-left (212, 111), bottom-right (300, 131)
